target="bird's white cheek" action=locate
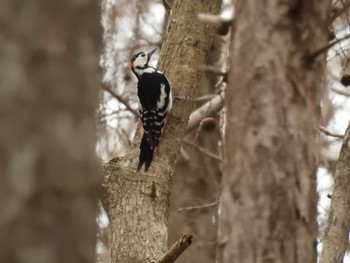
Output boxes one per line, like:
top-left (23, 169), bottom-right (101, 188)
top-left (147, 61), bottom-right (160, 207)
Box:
top-left (135, 56), bottom-right (147, 67)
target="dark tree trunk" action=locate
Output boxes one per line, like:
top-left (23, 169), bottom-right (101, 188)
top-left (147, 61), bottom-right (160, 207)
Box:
top-left (0, 1), bottom-right (100, 262)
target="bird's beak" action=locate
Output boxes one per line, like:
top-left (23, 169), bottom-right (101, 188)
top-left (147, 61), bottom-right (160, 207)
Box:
top-left (148, 48), bottom-right (158, 58)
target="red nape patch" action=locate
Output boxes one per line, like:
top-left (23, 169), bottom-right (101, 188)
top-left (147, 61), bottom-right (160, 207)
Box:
top-left (129, 61), bottom-right (134, 70)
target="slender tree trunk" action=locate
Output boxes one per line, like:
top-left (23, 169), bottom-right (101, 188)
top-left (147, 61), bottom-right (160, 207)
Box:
top-left (218, 1), bottom-right (331, 262)
top-left (0, 1), bottom-right (100, 262)
top-left (101, 0), bottom-right (221, 262)
top-left (319, 121), bottom-right (350, 263)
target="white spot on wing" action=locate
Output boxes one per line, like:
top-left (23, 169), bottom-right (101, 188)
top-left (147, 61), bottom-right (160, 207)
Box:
top-left (157, 83), bottom-right (167, 109)
top-left (167, 90), bottom-right (172, 112)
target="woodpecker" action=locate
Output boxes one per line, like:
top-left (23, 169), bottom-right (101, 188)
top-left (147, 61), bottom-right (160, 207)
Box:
top-left (130, 48), bottom-right (172, 171)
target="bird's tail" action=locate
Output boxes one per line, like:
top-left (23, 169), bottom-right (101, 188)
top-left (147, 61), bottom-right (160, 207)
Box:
top-left (137, 133), bottom-right (155, 172)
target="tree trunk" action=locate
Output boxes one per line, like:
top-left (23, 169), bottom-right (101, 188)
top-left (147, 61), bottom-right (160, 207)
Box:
top-left (168, 34), bottom-right (227, 263)
top-left (319, 121), bottom-right (350, 263)
top-left (218, 1), bottom-right (331, 262)
top-left (0, 1), bottom-right (100, 262)
top-left (101, 0), bottom-right (221, 262)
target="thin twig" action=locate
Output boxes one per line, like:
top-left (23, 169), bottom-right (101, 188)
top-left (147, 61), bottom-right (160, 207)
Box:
top-left (200, 65), bottom-right (228, 76)
top-left (178, 202), bottom-right (217, 212)
top-left (198, 13), bottom-right (232, 35)
top-left (330, 1), bottom-right (350, 22)
top-left (305, 33), bottom-right (350, 62)
top-left (319, 125), bottom-right (344, 139)
top-left (101, 84), bottom-right (140, 118)
top-left (198, 13), bottom-right (232, 25)
top-left (180, 147), bottom-right (190, 161)
top-left (154, 234), bottom-right (193, 263)
top-left (195, 94), bottom-right (216, 102)
top-left (183, 139), bottom-right (222, 162)
top-left (97, 109), bottom-right (125, 121)
top-left (192, 121), bottom-right (203, 147)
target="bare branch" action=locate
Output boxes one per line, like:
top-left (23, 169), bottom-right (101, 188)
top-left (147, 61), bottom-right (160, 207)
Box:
top-left (200, 65), bottom-right (228, 76)
top-left (178, 202), bottom-right (217, 212)
top-left (183, 139), bottom-right (222, 162)
top-left (304, 33), bottom-right (350, 62)
top-left (198, 13), bottom-right (232, 35)
top-left (330, 1), bottom-right (350, 22)
top-left (198, 13), bottom-right (232, 25)
top-left (154, 234), bottom-right (193, 263)
top-left (101, 84), bottom-right (140, 118)
top-left (195, 94), bottom-right (216, 102)
top-left (319, 125), bottom-right (344, 139)
top-left (179, 147), bottom-right (190, 161)
top-left (186, 93), bottom-right (224, 134)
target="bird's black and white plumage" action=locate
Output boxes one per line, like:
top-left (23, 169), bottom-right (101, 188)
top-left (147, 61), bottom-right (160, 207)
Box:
top-left (130, 48), bottom-right (172, 171)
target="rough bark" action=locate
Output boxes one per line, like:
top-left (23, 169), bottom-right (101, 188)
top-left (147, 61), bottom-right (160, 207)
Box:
top-left (219, 1), bottom-right (331, 263)
top-left (319, 121), bottom-right (350, 263)
top-left (101, 0), bottom-right (222, 262)
top-left (0, 1), bottom-right (100, 263)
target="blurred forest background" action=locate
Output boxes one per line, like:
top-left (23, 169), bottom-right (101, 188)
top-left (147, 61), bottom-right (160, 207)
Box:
top-left (1, 0), bottom-right (350, 262)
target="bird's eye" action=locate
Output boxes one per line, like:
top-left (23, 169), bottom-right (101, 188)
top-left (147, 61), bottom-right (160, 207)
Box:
top-left (141, 54), bottom-right (146, 57)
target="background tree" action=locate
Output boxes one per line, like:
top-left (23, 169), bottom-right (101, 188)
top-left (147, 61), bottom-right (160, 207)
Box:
top-left (168, 29), bottom-right (229, 263)
top-left (320, 121), bottom-right (350, 263)
top-left (0, 1), bottom-right (100, 262)
top-left (219, 1), bottom-right (332, 262)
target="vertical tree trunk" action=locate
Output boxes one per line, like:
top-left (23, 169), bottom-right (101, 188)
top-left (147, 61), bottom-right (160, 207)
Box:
top-left (319, 121), bottom-right (350, 263)
top-left (0, 1), bottom-right (100, 262)
top-left (168, 34), bottom-right (227, 263)
top-left (102, 0), bottom-right (221, 262)
top-left (219, 1), bottom-right (331, 262)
